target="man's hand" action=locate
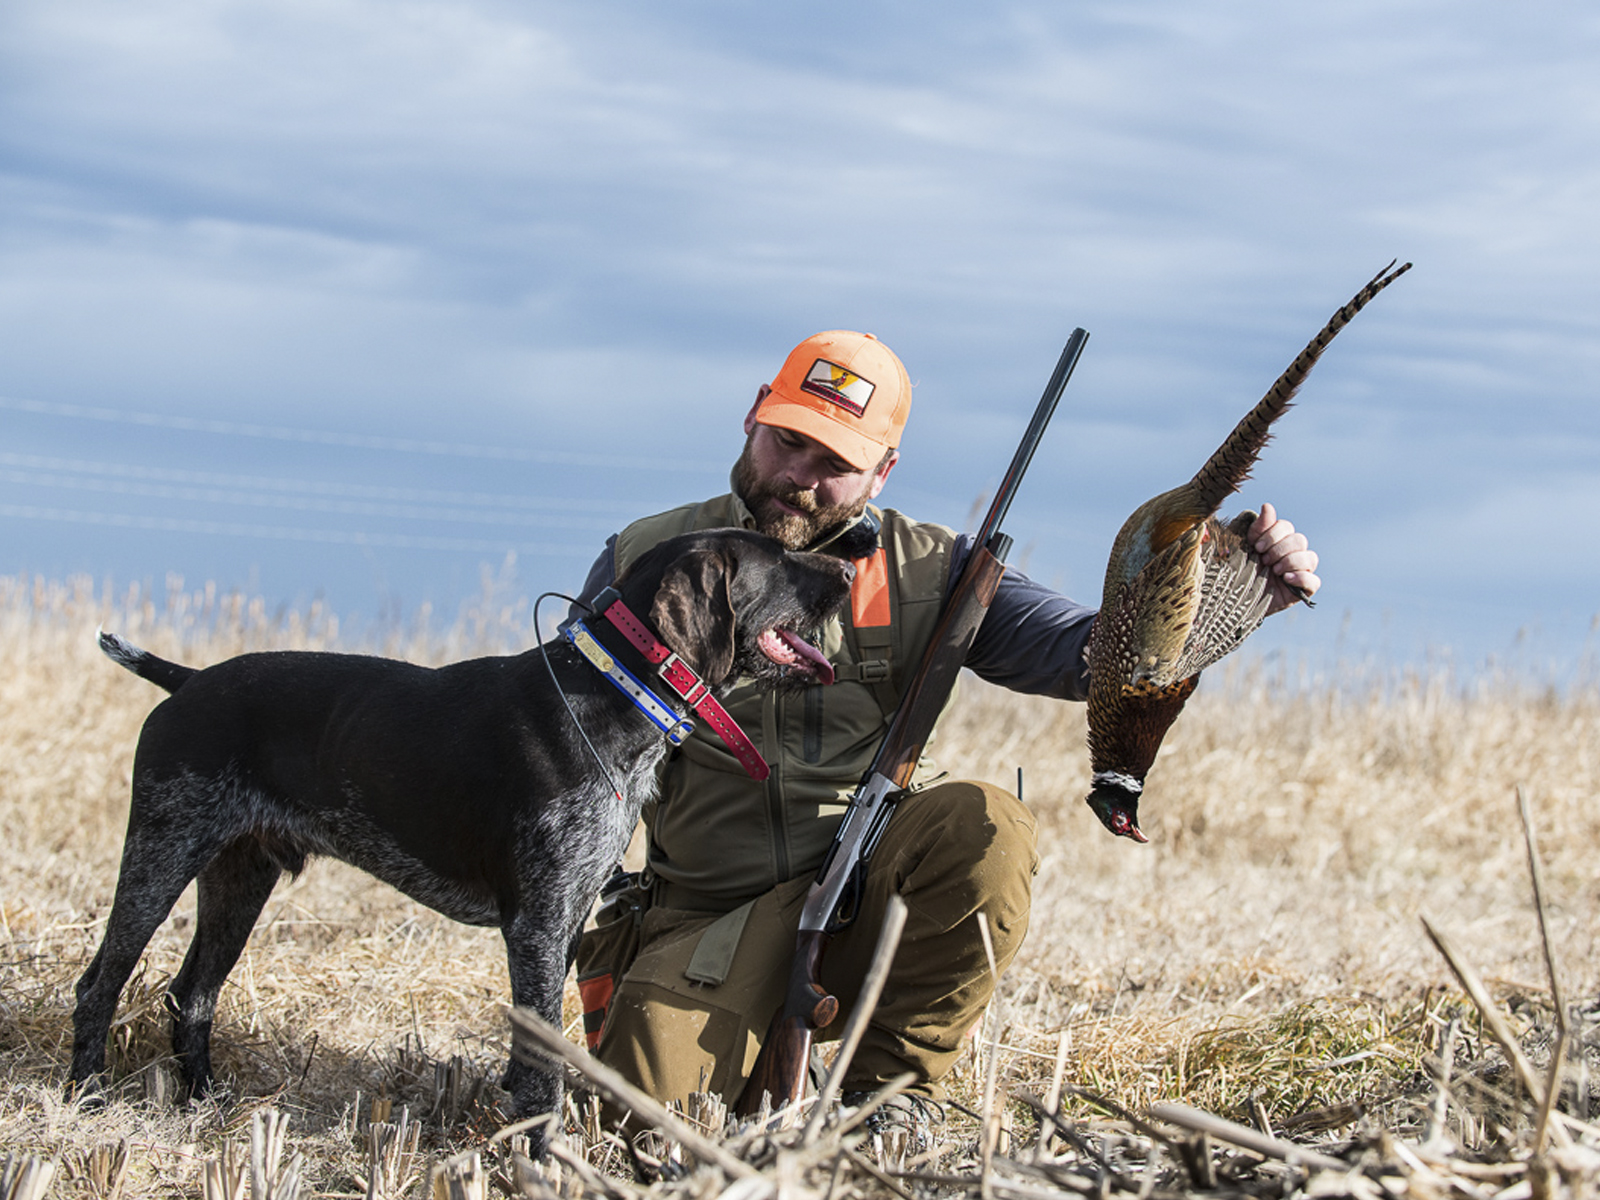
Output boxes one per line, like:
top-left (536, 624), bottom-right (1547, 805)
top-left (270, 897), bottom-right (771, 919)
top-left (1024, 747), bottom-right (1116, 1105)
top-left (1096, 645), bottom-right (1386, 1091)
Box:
top-left (1250, 501), bottom-right (1320, 614)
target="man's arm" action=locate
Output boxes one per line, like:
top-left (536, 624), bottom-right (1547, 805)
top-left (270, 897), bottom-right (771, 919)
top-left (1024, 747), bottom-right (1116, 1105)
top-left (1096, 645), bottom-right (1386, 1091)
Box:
top-left (953, 535), bottom-right (1097, 702)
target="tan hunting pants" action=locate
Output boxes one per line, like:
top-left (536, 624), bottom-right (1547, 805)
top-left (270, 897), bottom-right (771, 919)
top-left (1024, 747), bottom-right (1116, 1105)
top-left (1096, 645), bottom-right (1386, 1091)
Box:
top-left (574, 780), bottom-right (1039, 1113)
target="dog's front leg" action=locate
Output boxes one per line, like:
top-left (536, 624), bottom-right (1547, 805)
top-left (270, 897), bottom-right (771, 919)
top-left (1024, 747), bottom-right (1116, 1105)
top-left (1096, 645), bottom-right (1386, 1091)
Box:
top-left (501, 912), bottom-right (571, 1155)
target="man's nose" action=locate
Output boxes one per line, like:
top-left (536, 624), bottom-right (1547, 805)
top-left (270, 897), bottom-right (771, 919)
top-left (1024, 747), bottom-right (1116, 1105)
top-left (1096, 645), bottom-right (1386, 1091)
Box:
top-left (785, 448), bottom-right (833, 491)
top-left (784, 464), bottom-right (824, 492)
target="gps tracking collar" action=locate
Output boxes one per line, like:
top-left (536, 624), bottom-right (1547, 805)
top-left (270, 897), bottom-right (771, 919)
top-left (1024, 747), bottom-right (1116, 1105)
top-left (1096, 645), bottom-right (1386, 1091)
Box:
top-left (565, 586), bottom-right (770, 781)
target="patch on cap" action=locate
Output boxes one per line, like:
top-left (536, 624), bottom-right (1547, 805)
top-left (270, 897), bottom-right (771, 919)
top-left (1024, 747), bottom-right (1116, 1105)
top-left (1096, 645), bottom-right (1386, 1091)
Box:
top-left (800, 359), bottom-right (875, 417)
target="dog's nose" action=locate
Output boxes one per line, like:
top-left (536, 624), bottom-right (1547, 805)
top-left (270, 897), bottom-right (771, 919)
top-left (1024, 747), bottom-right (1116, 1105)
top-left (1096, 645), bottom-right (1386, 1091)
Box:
top-left (839, 561), bottom-right (857, 585)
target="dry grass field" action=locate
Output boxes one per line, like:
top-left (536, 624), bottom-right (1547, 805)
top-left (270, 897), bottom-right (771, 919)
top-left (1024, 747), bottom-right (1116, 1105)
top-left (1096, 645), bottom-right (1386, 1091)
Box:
top-left (2, 571), bottom-right (1597, 1198)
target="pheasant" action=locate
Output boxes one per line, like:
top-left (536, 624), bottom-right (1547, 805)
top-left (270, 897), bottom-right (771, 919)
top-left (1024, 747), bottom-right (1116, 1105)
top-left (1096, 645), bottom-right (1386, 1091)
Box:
top-left (1084, 261), bottom-right (1411, 841)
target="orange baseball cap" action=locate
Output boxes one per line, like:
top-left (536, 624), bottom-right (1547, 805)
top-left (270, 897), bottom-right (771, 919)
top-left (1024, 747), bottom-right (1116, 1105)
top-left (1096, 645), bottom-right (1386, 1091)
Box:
top-left (754, 331), bottom-right (912, 470)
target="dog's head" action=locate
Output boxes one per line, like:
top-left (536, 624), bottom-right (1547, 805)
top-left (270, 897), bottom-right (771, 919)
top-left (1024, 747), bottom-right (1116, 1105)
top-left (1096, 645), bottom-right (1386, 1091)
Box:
top-left (617, 529), bottom-right (855, 691)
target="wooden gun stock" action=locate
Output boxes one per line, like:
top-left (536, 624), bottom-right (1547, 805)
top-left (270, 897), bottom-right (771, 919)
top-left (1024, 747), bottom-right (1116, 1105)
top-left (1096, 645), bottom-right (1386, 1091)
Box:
top-left (741, 930), bottom-right (836, 1116)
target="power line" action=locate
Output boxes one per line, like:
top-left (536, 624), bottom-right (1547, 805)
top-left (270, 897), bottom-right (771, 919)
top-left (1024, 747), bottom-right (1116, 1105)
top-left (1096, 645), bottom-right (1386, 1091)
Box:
top-left (0, 395), bottom-right (729, 474)
top-left (0, 466), bottom-right (623, 530)
top-left (0, 452), bottom-right (649, 512)
top-left (0, 504), bottom-right (600, 555)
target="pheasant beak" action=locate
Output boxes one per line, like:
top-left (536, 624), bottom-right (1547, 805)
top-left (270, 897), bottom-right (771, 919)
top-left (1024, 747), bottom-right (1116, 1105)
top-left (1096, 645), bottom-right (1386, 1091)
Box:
top-left (1086, 786), bottom-right (1150, 843)
top-left (1107, 810), bottom-right (1149, 843)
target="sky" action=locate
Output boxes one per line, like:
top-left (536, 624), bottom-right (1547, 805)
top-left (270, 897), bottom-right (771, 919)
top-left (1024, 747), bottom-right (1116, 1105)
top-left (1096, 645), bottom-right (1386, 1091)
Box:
top-left (2, 1), bottom-right (1597, 681)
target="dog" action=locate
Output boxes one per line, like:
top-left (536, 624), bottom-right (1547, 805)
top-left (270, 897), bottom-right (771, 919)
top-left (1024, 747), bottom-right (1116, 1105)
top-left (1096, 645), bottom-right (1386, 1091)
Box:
top-left (71, 528), bottom-right (854, 1144)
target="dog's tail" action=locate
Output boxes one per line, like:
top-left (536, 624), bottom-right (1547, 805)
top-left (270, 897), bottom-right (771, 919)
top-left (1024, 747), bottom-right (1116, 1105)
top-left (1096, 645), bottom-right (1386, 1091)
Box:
top-left (97, 629), bottom-right (197, 694)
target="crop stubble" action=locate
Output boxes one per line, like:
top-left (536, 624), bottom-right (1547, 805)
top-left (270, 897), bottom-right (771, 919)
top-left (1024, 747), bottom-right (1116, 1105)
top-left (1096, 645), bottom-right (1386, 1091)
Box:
top-left (2, 572), bottom-right (1597, 1195)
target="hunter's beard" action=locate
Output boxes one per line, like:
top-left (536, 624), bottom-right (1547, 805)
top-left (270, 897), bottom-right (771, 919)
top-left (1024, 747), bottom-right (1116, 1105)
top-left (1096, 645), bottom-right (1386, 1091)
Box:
top-left (732, 437), bottom-right (874, 551)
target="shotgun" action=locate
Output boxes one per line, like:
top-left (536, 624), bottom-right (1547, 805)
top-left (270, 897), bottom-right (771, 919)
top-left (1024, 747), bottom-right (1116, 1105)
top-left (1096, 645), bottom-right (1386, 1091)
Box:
top-left (735, 327), bottom-right (1090, 1115)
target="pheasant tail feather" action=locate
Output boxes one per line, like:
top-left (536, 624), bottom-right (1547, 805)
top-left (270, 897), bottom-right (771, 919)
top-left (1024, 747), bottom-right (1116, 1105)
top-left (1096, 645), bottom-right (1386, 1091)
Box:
top-left (1186, 260), bottom-right (1412, 514)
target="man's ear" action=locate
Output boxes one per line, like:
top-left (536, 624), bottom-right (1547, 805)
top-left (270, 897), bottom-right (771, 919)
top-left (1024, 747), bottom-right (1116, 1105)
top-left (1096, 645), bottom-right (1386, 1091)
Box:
top-left (866, 449), bottom-right (899, 500)
top-left (743, 385), bottom-right (772, 436)
top-left (649, 549), bottom-right (737, 684)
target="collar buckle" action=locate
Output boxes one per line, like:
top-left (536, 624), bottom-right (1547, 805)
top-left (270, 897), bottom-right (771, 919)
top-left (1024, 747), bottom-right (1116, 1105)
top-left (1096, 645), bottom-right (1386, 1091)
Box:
top-left (658, 652), bottom-right (711, 707)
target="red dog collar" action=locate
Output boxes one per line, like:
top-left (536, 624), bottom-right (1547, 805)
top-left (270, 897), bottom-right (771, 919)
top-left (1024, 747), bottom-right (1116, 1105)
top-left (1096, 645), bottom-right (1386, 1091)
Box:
top-left (597, 594), bottom-right (770, 782)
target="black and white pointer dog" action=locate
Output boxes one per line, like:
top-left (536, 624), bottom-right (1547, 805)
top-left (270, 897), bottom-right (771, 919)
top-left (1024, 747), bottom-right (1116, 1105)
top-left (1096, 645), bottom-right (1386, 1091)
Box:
top-left (71, 528), bottom-right (853, 1142)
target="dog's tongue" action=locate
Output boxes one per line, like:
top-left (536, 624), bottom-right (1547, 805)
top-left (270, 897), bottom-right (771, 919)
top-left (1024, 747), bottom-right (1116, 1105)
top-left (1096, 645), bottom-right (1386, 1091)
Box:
top-left (761, 629), bottom-right (835, 685)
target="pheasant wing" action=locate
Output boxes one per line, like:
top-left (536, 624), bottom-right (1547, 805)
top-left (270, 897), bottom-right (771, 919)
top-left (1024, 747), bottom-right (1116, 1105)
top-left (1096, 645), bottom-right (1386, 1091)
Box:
top-left (1170, 510), bottom-right (1276, 679)
top-left (1092, 522), bottom-right (1207, 692)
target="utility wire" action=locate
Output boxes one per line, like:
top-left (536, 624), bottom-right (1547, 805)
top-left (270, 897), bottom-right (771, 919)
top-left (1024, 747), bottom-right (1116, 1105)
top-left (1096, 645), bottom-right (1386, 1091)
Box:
top-left (0, 452), bottom-right (647, 513)
top-left (0, 504), bottom-right (599, 555)
top-left (0, 395), bottom-right (727, 474)
top-left (0, 467), bottom-right (622, 530)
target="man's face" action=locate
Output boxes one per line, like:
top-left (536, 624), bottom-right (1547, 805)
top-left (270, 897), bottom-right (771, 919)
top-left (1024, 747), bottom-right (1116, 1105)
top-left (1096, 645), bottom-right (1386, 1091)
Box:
top-left (733, 393), bottom-right (898, 550)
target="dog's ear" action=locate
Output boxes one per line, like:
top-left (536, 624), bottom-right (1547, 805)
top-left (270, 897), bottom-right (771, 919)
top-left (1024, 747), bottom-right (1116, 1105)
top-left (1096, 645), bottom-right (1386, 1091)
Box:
top-left (650, 548), bottom-right (738, 684)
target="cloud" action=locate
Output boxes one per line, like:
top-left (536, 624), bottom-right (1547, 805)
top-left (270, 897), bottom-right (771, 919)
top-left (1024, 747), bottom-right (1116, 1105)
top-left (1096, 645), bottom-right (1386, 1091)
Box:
top-left (0, 0), bottom-right (1596, 662)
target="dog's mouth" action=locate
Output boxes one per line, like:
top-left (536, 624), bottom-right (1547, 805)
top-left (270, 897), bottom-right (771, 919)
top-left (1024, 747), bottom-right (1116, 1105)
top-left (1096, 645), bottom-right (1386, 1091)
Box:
top-left (758, 628), bottom-right (835, 686)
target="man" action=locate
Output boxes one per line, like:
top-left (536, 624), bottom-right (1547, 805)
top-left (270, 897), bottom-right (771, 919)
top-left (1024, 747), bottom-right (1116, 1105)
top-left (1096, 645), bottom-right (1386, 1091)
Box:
top-left (571, 330), bottom-right (1319, 1128)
